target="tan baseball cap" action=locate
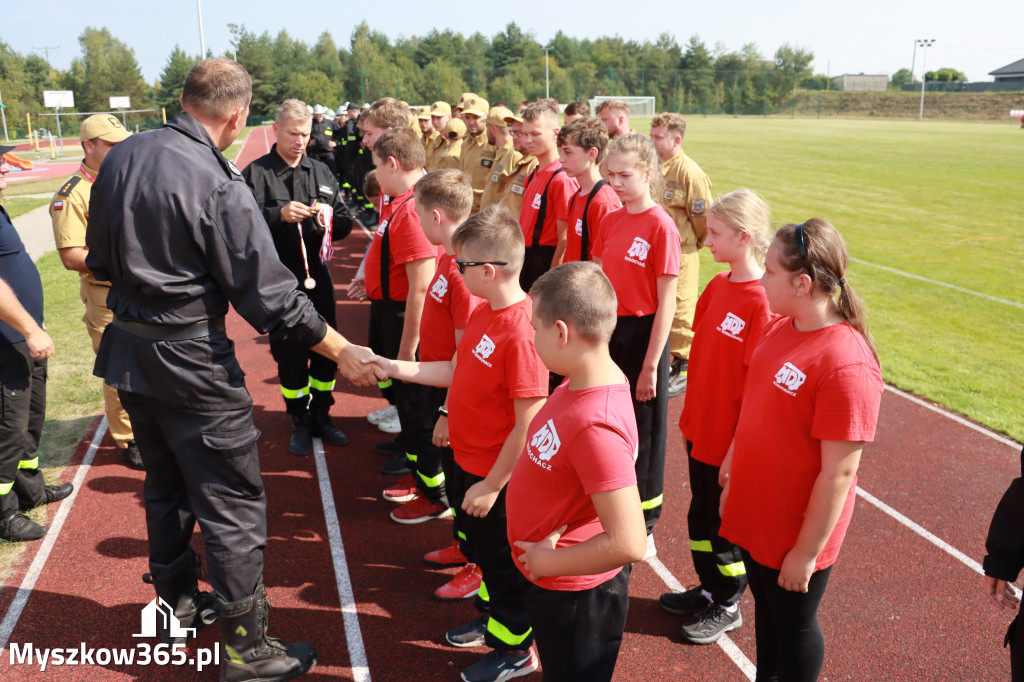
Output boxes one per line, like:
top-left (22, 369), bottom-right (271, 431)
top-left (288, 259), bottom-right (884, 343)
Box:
top-left (430, 101), bottom-right (453, 117)
top-left (487, 106), bottom-right (514, 127)
top-left (503, 111), bottom-right (524, 125)
top-left (455, 92), bottom-right (476, 111)
top-left (461, 96), bottom-right (489, 119)
top-left (80, 115), bottom-right (131, 143)
top-left (444, 118), bottom-right (467, 139)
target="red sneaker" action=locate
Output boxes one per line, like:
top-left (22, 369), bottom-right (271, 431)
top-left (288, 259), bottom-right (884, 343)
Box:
top-left (423, 540), bottom-right (468, 567)
top-left (382, 475), bottom-right (418, 503)
top-left (390, 496), bottom-right (453, 525)
top-left (434, 563), bottom-right (482, 601)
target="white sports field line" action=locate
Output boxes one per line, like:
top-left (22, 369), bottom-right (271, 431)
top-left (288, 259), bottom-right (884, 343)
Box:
top-left (313, 438), bottom-right (372, 682)
top-left (850, 257), bottom-right (1024, 310)
top-left (0, 417), bottom-right (107, 653)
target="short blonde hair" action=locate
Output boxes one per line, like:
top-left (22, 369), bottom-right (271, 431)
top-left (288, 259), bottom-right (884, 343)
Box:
top-left (606, 133), bottom-right (665, 202)
top-left (521, 100), bottom-right (559, 125)
top-left (276, 99), bottom-right (311, 124)
top-left (651, 112), bottom-right (686, 140)
top-left (372, 128), bottom-right (425, 171)
top-left (530, 262), bottom-right (617, 343)
top-left (415, 169), bottom-right (473, 222)
top-left (362, 97), bottom-right (409, 130)
top-left (451, 206), bottom-right (525, 274)
top-left (708, 188), bottom-right (772, 263)
top-left (595, 99), bottom-right (630, 117)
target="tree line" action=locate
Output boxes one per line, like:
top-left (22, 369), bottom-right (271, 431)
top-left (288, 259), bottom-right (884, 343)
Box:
top-left (0, 22), bottom-right (969, 137)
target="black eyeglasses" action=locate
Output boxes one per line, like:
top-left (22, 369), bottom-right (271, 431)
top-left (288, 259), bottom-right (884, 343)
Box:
top-left (455, 257), bottom-right (508, 274)
top-left (795, 222), bottom-right (807, 256)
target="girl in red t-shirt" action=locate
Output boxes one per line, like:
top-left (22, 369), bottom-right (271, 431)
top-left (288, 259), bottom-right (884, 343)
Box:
top-left (719, 219), bottom-right (883, 680)
top-left (662, 188), bottom-right (774, 644)
top-left (595, 134), bottom-right (681, 547)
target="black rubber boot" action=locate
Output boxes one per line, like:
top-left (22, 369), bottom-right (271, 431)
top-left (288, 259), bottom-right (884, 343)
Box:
top-left (142, 547), bottom-right (217, 645)
top-left (310, 411), bottom-right (349, 447)
top-left (218, 579), bottom-right (317, 682)
top-left (288, 414), bottom-right (312, 456)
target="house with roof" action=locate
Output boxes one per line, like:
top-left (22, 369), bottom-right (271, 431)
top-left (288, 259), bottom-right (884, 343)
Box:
top-left (989, 59), bottom-right (1024, 88)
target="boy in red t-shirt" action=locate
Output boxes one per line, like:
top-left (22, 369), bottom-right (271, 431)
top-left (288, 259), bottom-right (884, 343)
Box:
top-left (508, 262), bottom-right (646, 681)
top-left (382, 169), bottom-right (483, 528)
top-left (557, 117), bottom-right (620, 264)
top-left (365, 128), bottom-right (438, 476)
top-left (368, 207), bottom-right (548, 682)
top-left (517, 100), bottom-right (578, 292)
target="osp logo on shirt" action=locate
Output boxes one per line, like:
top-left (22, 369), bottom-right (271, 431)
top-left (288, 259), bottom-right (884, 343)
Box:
top-left (430, 275), bottom-right (448, 303)
top-left (375, 219), bottom-right (389, 236)
top-left (773, 362), bottom-right (806, 396)
top-left (531, 192), bottom-right (542, 210)
top-left (574, 218), bottom-right (583, 236)
top-left (625, 237), bottom-right (650, 266)
top-left (718, 312), bottom-right (746, 341)
top-left (473, 334), bottom-right (496, 367)
top-left (528, 419), bottom-right (561, 469)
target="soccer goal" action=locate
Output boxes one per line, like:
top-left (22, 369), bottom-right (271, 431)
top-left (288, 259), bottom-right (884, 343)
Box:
top-left (589, 96), bottom-right (656, 118)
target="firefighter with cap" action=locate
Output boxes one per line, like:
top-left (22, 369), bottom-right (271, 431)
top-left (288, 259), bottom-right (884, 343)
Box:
top-left (416, 106), bottom-right (439, 168)
top-left (85, 58), bottom-right (383, 681)
top-left (0, 146), bottom-right (72, 543)
top-left (243, 98), bottom-right (355, 456)
top-left (479, 106), bottom-right (537, 212)
top-left (439, 117), bottom-right (466, 170)
top-left (424, 101), bottom-right (451, 172)
top-left (457, 95), bottom-right (495, 213)
top-left (307, 104), bottom-right (336, 175)
top-left (494, 110), bottom-right (539, 218)
top-left (48, 115), bottom-right (143, 470)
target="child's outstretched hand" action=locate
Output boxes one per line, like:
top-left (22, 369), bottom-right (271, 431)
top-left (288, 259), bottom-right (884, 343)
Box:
top-left (514, 525), bottom-right (567, 580)
top-left (362, 353), bottom-right (396, 378)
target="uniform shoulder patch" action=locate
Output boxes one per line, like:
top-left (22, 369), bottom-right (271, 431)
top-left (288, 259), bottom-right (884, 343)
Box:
top-left (57, 176), bottom-right (82, 197)
top-left (226, 160), bottom-right (242, 176)
top-left (690, 198), bottom-right (706, 215)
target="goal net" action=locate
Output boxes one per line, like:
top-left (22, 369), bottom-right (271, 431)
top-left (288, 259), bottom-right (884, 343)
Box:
top-left (588, 96), bottom-right (656, 119)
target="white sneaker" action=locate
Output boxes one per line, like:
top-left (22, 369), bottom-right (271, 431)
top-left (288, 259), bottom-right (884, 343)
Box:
top-left (377, 412), bottom-right (402, 434)
top-left (644, 533), bottom-right (657, 560)
top-left (367, 404), bottom-right (397, 426)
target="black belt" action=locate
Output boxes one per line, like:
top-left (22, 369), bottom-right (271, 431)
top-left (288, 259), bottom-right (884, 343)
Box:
top-left (112, 317), bottom-right (226, 341)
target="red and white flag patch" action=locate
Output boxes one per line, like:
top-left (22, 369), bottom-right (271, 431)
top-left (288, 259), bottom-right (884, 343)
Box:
top-left (52, 201), bottom-right (64, 211)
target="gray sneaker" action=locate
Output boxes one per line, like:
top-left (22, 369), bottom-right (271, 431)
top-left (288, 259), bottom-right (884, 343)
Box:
top-left (446, 615), bottom-right (487, 648)
top-left (667, 357), bottom-right (688, 398)
top-left (659, 587), bottom-right (710, 617)
top-left (681, 603), bottom-right (742, 644)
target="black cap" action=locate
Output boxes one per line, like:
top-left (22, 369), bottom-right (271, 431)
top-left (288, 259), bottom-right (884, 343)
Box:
top-left (346, 101), bottom-right (360, 111)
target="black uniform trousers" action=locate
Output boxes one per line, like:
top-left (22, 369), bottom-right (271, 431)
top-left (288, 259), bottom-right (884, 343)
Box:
top-left (742, 548), bottom-right (833, 682)
top-left (272, 276), bottom-right (338, 417)
top-left (523, 565), bottom-right (631, 682)
top-left (609, 314), bottom-right (669, 534)
top-left (686, 442), bottom-right (747, 606)
top-left (368, 299), bottom-right (402, 408)
top-left (0, 342), bottom-right (46, 518)
top-left (519, 245), bottom-right (556, 293)
top-left (448, 462), bottom-right (530, 652)
top-left (119, 389), bottom-right (266, 602)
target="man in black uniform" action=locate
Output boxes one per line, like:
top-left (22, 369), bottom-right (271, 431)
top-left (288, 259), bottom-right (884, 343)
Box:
top-left (243, 98), bottom-right (353, 456)
top-left (85, 59), bottom-right (381, 682)
top-left (307, 105), bottom-right (336, 176)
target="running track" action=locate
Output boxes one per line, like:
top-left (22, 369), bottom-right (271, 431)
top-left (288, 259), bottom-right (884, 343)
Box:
top-left (0, 127), bottom-right (1018, 680)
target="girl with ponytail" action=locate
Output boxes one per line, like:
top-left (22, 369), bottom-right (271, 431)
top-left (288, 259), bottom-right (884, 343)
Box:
top-left (718, 218), bottom-right (883, 680)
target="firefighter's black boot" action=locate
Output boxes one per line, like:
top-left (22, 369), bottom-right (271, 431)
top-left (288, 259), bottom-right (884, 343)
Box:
top-left (142, 547), bottom-right (217, 645)
top-left (218, 579), bottom-right (317, 682)
top-left (310, 410), bottom-right (349, 447)
top-left (288, 414), bottom-right (312, 456)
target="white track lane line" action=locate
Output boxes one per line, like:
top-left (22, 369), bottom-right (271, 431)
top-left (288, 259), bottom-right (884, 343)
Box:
top-left (850, 257), bottom-right (1024, 310)
top-left (885, 385), bottom-right (1021, 450)
top-left (313, 438), bottom-right (371, 682)
top-left (0, 417), bottom-right (108, 652)
top-left (647, 556), bottom-right (756, 680)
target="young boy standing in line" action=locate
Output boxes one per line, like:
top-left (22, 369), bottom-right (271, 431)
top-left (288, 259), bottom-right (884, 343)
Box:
top-left (556, 118), bottom-right (620, 264)
top-left (509, 261), bottom-right (646, 681)
top-left (368, 207), bottom-right (547, 682)
top-left (516, 101), bottom-right (578, 291)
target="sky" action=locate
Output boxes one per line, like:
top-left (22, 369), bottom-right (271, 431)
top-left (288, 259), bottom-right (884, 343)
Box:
top-left (4, 0), bottom-right (1023, 89)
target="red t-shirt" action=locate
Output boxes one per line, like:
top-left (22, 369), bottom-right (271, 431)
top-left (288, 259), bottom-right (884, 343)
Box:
top-left (563, 182), bottom-right (620, 263)
top-left (597, 205), bottom-right (681, 317)
top-left (419, 252), bottom-right (483, 362)
top-left (719, 317), bottom-right (883, 571)
top-left (365, 186), bottom-right (437, 301)
top-left (507, 378), bottom-right (639, 591)
top-left (517, 160), bottom-right (578, 247)
top-left (448, 297), bottom-right (549, 477)
top-left (679, 272), bottom-right (775, 466)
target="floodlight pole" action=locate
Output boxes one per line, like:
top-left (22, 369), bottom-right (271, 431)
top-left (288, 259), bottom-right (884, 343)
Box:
top-left (917, 39), bottom-right (935, 120)
top-left (544, 46), bottom-right (552, 99)
top-left (197, 0), bottom-right (207, 57)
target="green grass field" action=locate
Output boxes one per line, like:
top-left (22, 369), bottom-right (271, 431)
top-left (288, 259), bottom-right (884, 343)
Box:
top-left (671, 117), bottom-right (1023, 441)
